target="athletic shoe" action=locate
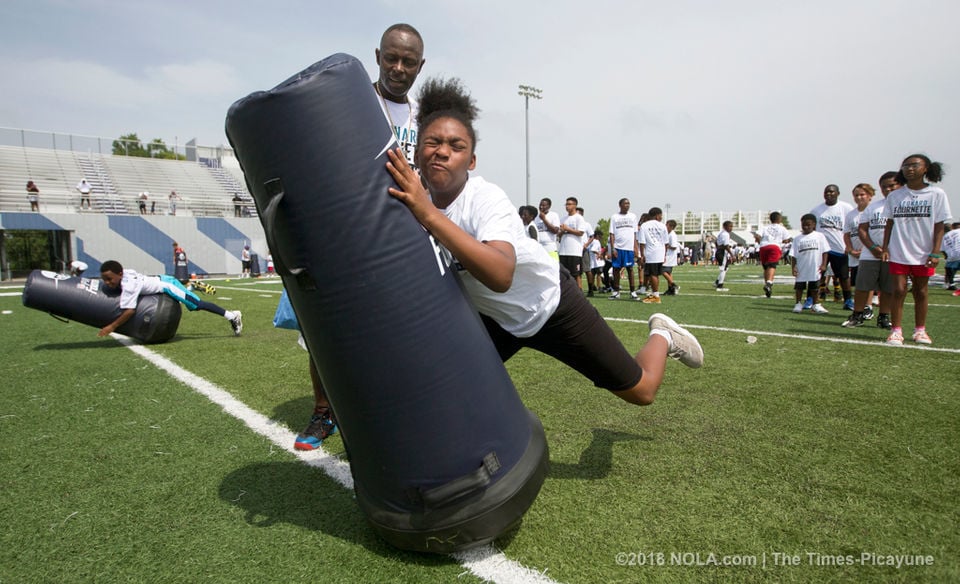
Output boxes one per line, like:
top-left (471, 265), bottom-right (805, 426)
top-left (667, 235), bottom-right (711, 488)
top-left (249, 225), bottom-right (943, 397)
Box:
top-left (641, 295), bottom-right (661, 304)
top-left (841, 313), bottom-right (864, 327)
top-left (671, 285), bottom-right (679, 295)
top-left (608, 291), bottom-right (620, 300)
top-left (876, 314), bottom-right (892, 330)
top-left (948, 284), bottom-right (957, 291)
top-left (192, 280), bottom-right (217, 295)
top-left (843, 299), bottom-right (855, 311)
top-left (912, 330), bottom-right (932, 345)
top-left (802, 297), bottom-right (814, 310)
top-left (648, 313), bottom-right (703, 368)
top-left (862, 306), bottom-right (875, 320)
top-left (763, 282), bottom-right (772, 298)
top-left (885, 331), bottom-right (904, 346)
top-left (587, 290), bottom-right (594, 297)
top-left (954, 289), bottom-right (960, 297)
top-left (630, 290), bottom-right (641, 299)
top-left (715, 284), bottom-right (729, 292)
top-left (293, 408), bottom-right (338, 451)
top-left (811, 304), bottom-right (829, 314)
top-left (230, 311), bottom-right (243, 336)
top-left (792, 302), bottom-right (804, 313)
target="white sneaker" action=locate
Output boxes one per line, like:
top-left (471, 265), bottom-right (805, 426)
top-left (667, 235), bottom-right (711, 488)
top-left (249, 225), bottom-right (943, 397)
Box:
top-left (811, 304), bottom-right (829, 314)
top-left (648, 313), bottom-right (704, 368)
top-left (230, 311), bottom-right (243, 336)
top-left (792, 302), bottom-right (804, 313)
top-left (630, 290), bottom-right (641, 299)
top-left (608, 291), bottom-right (620, 300)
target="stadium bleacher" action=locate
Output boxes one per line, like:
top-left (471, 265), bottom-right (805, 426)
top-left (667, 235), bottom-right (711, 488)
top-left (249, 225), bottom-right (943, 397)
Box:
top-left (0, 144), bottom-right (254, 217)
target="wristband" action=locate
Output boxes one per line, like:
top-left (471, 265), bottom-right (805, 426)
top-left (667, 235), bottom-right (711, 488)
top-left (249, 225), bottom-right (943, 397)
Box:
top-left (871, 245), bottom-right (880, 251)
top-left (928, 253), bottom-right (941, 259)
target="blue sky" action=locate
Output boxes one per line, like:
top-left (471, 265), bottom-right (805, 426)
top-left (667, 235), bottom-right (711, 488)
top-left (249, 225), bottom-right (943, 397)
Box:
top-left (2, 0), bottom-right (958, 226)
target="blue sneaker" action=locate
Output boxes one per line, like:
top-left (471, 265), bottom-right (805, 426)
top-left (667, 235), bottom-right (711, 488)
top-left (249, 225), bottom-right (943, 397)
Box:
top-left (294, 408), bottom-right (338, 451)
top-left (843, 299), bottom-right (855, 311)
top-left (802, 297), bottom-right (814, 310)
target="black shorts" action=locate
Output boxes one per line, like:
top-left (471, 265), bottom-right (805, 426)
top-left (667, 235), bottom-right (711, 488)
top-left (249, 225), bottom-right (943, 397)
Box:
top-left (826, 252), bottom-right (850, 282)
top-left (559, 254), bottom-right (582, 277)
top-left (480, 266), bottom-right (643, 392)
top-left (644, 262), bottom-right (664, 276)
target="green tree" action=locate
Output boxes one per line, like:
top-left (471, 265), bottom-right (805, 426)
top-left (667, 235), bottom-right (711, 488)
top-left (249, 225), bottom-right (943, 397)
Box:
top-left (112, 133), bottom-right (184, 160)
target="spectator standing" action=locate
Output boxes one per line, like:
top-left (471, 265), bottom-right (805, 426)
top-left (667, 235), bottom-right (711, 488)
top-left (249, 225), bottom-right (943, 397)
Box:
top-left (26, 180), bottom-right (40, 212)
top-left (168, 190), bottom-right (180, 215)
top-left (233, 193), bottom-right (244, 217)
top-left (240, 245), bottom-right (251, 278)
top-left (138, 191), bottom-right (148, 214)
top-left (534, 197), bottom-right (561, 259)
top-left (608, 197), bottom-right (640, 300)
top-left (76, 179), bottom-right (92, 210)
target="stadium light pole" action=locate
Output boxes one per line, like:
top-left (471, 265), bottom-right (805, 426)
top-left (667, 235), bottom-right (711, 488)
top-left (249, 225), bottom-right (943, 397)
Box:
top-left (518, 84), bottom-right (542, 206)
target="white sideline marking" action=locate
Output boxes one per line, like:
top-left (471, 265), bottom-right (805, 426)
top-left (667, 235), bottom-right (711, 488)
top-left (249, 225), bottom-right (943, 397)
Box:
top-left (608, 317), bottom-right (960, 354)
top-left (113, 334), bottom-right (561, 584)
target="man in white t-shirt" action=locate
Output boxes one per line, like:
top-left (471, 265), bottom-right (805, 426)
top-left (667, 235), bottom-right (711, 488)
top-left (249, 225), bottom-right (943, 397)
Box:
top-left (534, 197), bottom-right (561, 258)
top-left (76, 179), bottom-right (92, 210)
top-left (638, 207), bottom-right (669, 303)
top-left (557, 196), bottom-right (587, 282)
top-left (608, 198), bottom-right (639, 300)
top-left (810, 184), bottom-right (855, 309)
top-left (295, 23), bottom-right (427, 452)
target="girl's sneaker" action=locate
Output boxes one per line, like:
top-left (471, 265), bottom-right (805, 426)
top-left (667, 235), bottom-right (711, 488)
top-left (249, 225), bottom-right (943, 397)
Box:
top-left (885, 331), bottom-right (904, 346)
top-left (912, 330), bottom-right (932, 345)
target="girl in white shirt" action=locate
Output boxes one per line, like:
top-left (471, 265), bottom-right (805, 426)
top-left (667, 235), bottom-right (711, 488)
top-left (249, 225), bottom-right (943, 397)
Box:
top-left (384, 77), bottom-right (703, 406)
top-left (881, 154), bottom-right (953, 345)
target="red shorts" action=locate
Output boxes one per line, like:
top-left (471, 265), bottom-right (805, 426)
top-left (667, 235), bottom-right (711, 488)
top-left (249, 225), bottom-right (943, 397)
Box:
top-left (759, 245), bottom-right (782, 266)
top-left (888, 262), bottom-right (935, 277)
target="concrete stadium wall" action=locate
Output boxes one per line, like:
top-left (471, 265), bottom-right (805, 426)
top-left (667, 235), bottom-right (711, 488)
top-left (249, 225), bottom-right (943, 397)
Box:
top-left (0, 212), bottom-right (267, 276)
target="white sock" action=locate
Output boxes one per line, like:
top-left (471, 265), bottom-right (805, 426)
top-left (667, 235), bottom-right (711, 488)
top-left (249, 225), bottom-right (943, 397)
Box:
top-left (224, 310), bottom-right (237, 320)
top-left (649, 328), bottom-right (672, 348)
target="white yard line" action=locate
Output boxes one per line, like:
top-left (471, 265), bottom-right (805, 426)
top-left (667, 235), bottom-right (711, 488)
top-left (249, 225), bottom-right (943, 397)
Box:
top-left (114, 334), bottom-right (562, 584)
top-left (608, 317), bottom-right (960, 354)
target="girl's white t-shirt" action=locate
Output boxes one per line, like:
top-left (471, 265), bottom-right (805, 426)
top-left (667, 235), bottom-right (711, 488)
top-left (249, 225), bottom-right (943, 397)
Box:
top-left (438, 176), bottom-right (560, 338)
top-left (883, 185), bottom-right (953, 265)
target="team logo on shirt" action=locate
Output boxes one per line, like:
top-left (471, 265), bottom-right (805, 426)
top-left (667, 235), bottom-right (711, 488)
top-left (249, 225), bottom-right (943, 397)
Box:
top-left (891, 200), bottom-right (932, 218)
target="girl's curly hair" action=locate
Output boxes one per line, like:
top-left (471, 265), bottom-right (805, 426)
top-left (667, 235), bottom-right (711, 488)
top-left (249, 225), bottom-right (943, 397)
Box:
top-left (416, 77), bottom-right (480, 150)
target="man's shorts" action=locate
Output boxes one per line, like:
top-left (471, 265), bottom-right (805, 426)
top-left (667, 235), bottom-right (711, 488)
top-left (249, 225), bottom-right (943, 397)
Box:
top-left (661, 265), bottom-right (674, 274)
top-left (480, 265), bottom-right (643, 393)
top-left (888, 262), bottom-right (935, 278)
top-left (854, 260), bottom-right (892, 293)
top-left (759, 244), bottom-right (782, 268)
top-left (611, 249), bottom-right (635, 269)
top-left (644, 262), bottom-right (664, 277)
top-left (826, 251), bottom-right (850, 281)
top-left (559, 254), bottom-right (582, 277)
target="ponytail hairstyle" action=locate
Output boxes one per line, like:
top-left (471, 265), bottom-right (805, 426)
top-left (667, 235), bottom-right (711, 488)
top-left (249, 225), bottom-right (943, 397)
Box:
top-left (897, 153), bottom-right (946, 184)
top-left (416, 77), bottom-right (480, 152)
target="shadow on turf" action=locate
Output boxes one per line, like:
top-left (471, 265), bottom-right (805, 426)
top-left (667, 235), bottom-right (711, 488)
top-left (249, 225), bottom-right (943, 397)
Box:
top-left (549, 428), bottom-right (647, 480)
top-left (218, 461), bottom-right (457, 565)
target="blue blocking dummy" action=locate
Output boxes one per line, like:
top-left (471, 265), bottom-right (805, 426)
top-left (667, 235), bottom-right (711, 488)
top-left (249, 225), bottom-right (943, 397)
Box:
top-left (225, 54), bottom-right (548, 553)
top-left (21, 270), bottom-right (181, 344)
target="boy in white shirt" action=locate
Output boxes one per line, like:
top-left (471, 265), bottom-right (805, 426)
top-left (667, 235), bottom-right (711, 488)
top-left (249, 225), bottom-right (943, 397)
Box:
top-left (637, 207), bottom-right (669, 303)
top-left (790, 214), bottom-right (829, 313)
